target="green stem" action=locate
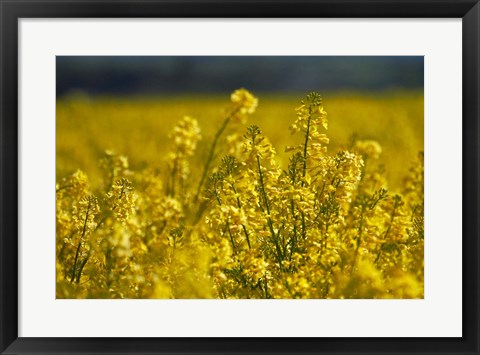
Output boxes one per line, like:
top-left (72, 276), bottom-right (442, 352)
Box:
top-left (289, 199), bottom-right (298, 261)
top-left (71, 199), bottom-right (91, 283)
top-left (76, 255), bottom-right (89, 283)
top-left (375, 198), bottom-right (399, 264)
top-left (302, 106), bottom-right (313, 180)
top-left (350, 204), bottom-right (366, 276)
top-left (256, 155), bottom-right (283, 267)
top-left (194, 107), bottom-right (240, 204)
top-left (230, 184), bottom-right (251, 249)
top-left (297, 107), bottom-right (313, 240)
top-left (263, 273), bottom-right (269, 298)
top-left (226, 219), bottom-right (237, 255)
top-left (320, 220), bottom-right (330, 257)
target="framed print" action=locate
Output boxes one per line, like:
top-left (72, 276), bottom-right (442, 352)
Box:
top-left (1, 1), bottom-right (479, 354)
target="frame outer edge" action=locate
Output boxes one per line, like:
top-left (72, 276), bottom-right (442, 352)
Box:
top-left (1, 1), bottom-right (19, 355)
top-left (0, 0), bottom-right (478, 18)
top-left (463, 2), bottom-right (480, 354)
top-left (1, 0), bottom-right (479, 354)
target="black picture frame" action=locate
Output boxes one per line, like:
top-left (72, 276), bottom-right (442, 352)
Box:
top-left (1, 1), bottom-right (479, 354)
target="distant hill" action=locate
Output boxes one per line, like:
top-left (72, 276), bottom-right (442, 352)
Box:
top-left (56, 56), bottom-right (423, 97)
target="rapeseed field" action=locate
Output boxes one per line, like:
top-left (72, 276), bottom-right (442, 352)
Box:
top-left (56, 89), bottom-right (424, 299)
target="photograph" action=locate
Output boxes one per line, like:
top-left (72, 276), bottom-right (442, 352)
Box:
top-left (55, 56), bottom-right (424, 299)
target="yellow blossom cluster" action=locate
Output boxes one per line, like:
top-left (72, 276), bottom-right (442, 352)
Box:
top-left (231, 88), bottom-right (259, 115)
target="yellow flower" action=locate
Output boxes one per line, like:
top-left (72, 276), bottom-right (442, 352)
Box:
top-left (231, 88), bottom-right (258, 114)
top-left (355, 140), bottom-right (382, 159)
top-left (168, 116), bottom-right (202, 158)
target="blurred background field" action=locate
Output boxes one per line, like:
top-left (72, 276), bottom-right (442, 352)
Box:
top-left (56, 92), bottom-right (423, 190)
top-left (56, 56), bottom-right (423, 191)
